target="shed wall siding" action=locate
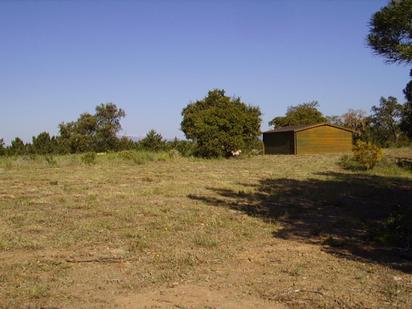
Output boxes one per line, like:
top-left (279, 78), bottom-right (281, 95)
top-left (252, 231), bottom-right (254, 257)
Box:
top-left (296, 126), bottom-right (352, 154)
top-left (263, 131), bottom-right (294, 154)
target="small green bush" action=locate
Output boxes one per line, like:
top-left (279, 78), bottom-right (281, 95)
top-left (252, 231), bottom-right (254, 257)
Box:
top-left (169, 140), bottom-right (196, 157)
top-left (339, 154), bottom-right (363, 170)
top-left (81, 152), bottom-right (97, 165)
top-left (352, 141), bottom-right (383, 170)
top-left (44, 155), bottom-right (58, 167)
top-left (168, 149), bottom-right (181, 159)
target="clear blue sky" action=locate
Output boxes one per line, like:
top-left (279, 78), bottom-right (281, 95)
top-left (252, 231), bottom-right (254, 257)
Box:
top-left (1, 0), bottom-right (410, 144)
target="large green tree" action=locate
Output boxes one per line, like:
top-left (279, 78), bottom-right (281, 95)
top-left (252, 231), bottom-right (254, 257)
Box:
top-left (368, 0), bottom-right (412, 141)
top-left (0, 138), bottom-right (5, 156)
top-left (401, 70), bottom-right (412, 138)
top-left (370, 96), bottom-right (403, 145)
top-left (368, 0), bottom-right (412, 64)
top-left (269, 101), bottom-right (326, 128)
top-left (181, 89), bottom-right (261, 157)
top-left (59, 113), bottom-right (97, 153)
top-left (94, 103), bottom-right (126, 152)
top-left (32, 132), bottom-right (56, 155)
top-left (9, 137), bottom-right (27, 156)
top-left (58, 103), bottom-right (125, 153)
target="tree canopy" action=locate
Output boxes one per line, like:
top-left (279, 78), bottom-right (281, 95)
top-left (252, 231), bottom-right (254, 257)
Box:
top-left (32, 132), bottom-right (56, 155)
top-left (9, 137), bottom-right (26, 156)
top-left (370, 96), bottom-right (404, 145)
top-left (0, 138), bottom-right (5, 156)
top-left (181, 89), bottom-right (261, 157)
top-left (368, 0), bottom-right (412, 64)
top-left (139, 130), bottom-right (167, 152)
top-left (59, 103), bottom-right (125, 153)
top-left (269, 101), bottom-right (327, 128)
top-left (401, 70), bottom-right (412, 138)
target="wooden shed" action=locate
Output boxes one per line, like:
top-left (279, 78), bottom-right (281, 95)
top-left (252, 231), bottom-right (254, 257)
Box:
top-left (263, 123), bottom-right (354, 155)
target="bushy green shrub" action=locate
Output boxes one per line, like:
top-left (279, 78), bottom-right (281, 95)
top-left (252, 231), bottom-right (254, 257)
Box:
top-left (352, 141), bottom-right (383, 170)
top-left (139, 130), bottom-right (167, 152)
top-left (44, 155), bottom-right (58, 167)
top-left (81, 152), bottom-right (97, 165)
top-left (168, 149), bottom-right (181, 159)
top-left (339, 154), bottom-right (363, 170)
top-left (168, 139), bottom-right (196, 157)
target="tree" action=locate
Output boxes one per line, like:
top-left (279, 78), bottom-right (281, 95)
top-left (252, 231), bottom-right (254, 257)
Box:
top-left (368, 0), bottom-right (412, 64)
top-left (9, 137), bottom-right (26, 156)
top-left (32, 132), bottom-right (56, 155)
top-left (326, 115), bottom-right (344, 126)
top-left (404, 70), bottom-right (412, 102)
top-left (139, 130), bottom-right (167, 152)
top-left (0, 138), bottom-right (5, 156)
top-left (117, 136), bottom-right (136, 151)
top-left (269, 101), bottom-right (326, 128)
top-left (401, 69), bottom-right (412, 138)
top-left (370, 96), bottom-right (403, 145)
top-left (181, 89), bottom-right (261, 157)
top-left (59, 113), bottom-right (97, 153)
top-left (58, 103), bottom-right (125, 153)
top-left (94, 103), bottom-right (126, 152)
top-left (341, 109), bottom-right (371, 140)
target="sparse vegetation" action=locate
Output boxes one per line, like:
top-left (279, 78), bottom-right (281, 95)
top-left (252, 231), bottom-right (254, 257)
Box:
top-left (80, 152), bottom-right (97, 165)
top-left (0, 149), bottom-right (411, 308)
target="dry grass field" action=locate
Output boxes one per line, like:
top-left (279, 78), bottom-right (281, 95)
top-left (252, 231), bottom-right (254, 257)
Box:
top-left (0, 149), bottom-right (412, 308)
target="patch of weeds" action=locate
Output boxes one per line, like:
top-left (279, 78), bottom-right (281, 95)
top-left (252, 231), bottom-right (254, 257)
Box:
top-left (118, 150), bottom-right (156, 165)
top-left (282, 265), bottom-right (304, 277)
top-left (124, 232), bottom-right (149, 252)
top-left (380, 276), bottom-right (403, 304)
top-left (8, 214), bottom-right (27, 227)
top-left (192, 234), bottom-right (218, 248)
top-left (372, 157), bottom-right (412, 177)
top-left (81, 152), bottom-right (97, 165)
top-left (29, 283), bottom-right (49, 299)
top-left (3, 159), bottom-right (13, 170)
top-left (0, 234), bottom-right (42, 251)
top-left (338, 154), bottom-right (363, 171)
top-left (156, 152), bottom-right (170, 161)
top-left (168, 149), bottom-right (181, 159)
top-left (44, 155), bottom-right (58, 167)
top-left (0, 240), bottom-right (6, 251)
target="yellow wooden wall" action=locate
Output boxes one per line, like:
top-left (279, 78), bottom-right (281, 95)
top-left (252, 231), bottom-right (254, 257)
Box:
top-left (296, 126), bottom-right (353, 154)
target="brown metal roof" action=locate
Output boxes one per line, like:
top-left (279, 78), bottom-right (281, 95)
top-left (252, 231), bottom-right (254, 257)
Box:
top-left (262, 123), bottom-right (354, 134)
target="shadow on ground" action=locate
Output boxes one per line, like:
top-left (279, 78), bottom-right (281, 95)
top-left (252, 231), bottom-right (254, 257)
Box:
top-left (188, 172), bottom-right (412, 273)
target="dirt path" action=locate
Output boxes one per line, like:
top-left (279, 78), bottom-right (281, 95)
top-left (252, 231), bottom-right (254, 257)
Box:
top-left (116, 284), bottom-right (284, 309)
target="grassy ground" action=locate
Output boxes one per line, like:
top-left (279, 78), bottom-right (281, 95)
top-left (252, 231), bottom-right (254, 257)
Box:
top-left (0, 149), bottom-right (411, 308)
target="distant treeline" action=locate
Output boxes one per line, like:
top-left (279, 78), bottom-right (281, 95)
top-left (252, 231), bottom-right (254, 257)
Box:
top-left (0, 103), bottom-right (195, 157)
top-left (1, 88), bottom-right (411, 158)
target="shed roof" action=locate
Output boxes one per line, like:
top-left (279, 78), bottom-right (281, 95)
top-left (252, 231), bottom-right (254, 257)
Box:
top-left (263, 123), bottom-right (354, 134)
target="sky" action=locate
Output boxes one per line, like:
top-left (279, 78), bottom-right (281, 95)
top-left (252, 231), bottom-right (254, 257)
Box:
top-left (0, 0), bottom-right (411, 145)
